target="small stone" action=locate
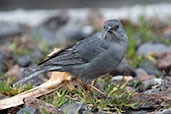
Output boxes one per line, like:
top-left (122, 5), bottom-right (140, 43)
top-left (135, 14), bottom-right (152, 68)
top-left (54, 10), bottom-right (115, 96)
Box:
top-left (136, 68), bottom-right (156, 82)
top-left (65, 25), bottom-right (94, 45)
top-left (16, 106), bottom-right (37, 114)
top-left (7, 65), bottom-right (24, 78)
top-left (157, 52), bottom-right (171, 75)
top-left (0, 51), bottom-right (8, 72)
top-left (147, 108), bottom-right (171, 114)
top-left (18, 55), bottom-right (32, 67)
top-left (139, 59), bottom-right (157, 71)
top-left (30, 12), bottom-right (69, 47)
top-left (136, 68), bottom-right (148, 77)
top-left (129, 110), bottom-right (147, 114)
top-left (0, 22), bottom-right (25, 40)
top-left (143, 68), bottom-right (162, 76)
top-left (139, 78), bottom-right (161, 92)
top-left (94, 111), bottom-right (109, 114)
top-left (137, 42), bottom-right (171, 56)
top-left (82, 110), bottom-right (94, 114)
top-left (111, 75), bottom-right (133, 81)
top-left (162, 110), bottom-right (171, 114)
top-left (59, 101), bottom-right (89, 114)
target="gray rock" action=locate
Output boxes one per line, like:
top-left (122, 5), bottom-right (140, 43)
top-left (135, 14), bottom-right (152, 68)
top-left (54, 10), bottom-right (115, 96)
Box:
top-left (151, 108), bottom-right (171, 114)
top-left (139, 59), bottom-right (157, 70)
top-left (135, 68), bottom-right (156, 82)
top-left (137, 42), bottom-right (171, 55)
top-left (151, 79), bottom-right (171, 93)
top-left (31, 50), bottom-right (42, 60)
top-left (0, 22), bottom-right (25, 44)
top-left (138, 58), bottom-right (162, 76)
top-left (31, 12), bottom-right (95, 47)
top-left (64, 26), bottom-right (94, 45)
top-left (0, 51), bottom-right (8, 72)
top-left (128, 110), bottom-right (147, 114)
top-left (82, 110), bottom-right (94, 114)
top-left (94, 111), bottom-right (109, 114)
top-left (163, 110), bottom-right (171, 114)
top-left (18, 55), bottom-right (32, 67)
top-left (139, 78), bottom-right (162, 92)
top-left (59, 101), bottom-right (90, 114)
top-left (157, 52), bottom-right (171, 75)
top-left (31, 13), bottom-right (69, 47)
top-left (143, 67), bottom-right (162, 76)
top-left (16, 106), bottom-right (37, 114)
top-left (31, 26), bottom-right (60, 46)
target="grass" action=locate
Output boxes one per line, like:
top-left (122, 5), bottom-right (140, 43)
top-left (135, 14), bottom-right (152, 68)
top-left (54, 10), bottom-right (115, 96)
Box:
top-left (39, 76), bottom-right (138, 114)
top-left (86, 77), bottom-right (138, 113)
top-left (0, 72), bottom-right (32, 96)
top-left (124, 14), bottom-right (171, 68)
top-left (124, 19), bottom-right (145, 68)
top-left (8, 37), bottom-right (32, 56)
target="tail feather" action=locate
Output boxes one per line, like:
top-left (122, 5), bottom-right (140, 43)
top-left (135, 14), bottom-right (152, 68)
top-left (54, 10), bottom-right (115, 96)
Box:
top-left (12, 65), bottom-right (62, 87)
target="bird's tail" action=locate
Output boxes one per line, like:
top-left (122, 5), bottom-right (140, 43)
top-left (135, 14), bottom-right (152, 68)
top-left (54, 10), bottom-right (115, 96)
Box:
top-left (12, 65), bottom-right (62, 87)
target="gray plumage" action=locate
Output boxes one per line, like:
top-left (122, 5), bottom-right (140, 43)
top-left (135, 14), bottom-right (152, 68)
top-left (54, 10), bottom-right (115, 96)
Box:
top-left (13, 19), bottom-right (128, 86)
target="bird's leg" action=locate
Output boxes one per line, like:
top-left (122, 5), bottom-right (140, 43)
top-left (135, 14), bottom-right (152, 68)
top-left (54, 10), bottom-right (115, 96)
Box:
top-left (76, 79), bottom-right (111, 99)
top-left (83, 83), bottom-right (93, 95)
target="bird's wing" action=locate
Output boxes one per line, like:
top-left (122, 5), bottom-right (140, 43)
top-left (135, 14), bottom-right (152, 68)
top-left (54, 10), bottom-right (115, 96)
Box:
top-left (38, 37), bottom-right (110, 66)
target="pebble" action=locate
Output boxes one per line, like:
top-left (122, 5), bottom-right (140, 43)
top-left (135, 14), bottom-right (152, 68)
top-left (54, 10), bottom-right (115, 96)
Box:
top-left (139, 78), bottom-right (162, 92)
top-left (59, 101), bottom-right (89, 114)
top-left (157, 52), bottom-right (171, 75)
top-left (16, 106), bottom-right (37, 114)
top-left (136, 68), bottom-right (156, 82)
top-left (18, 55), bottom-right (32, 67)
top-left (137, 42), bottom-right (171, 55)
top-left (0, 51), bottom-right (8, 72)
top-left (0, 22), bottom-right (25, 44)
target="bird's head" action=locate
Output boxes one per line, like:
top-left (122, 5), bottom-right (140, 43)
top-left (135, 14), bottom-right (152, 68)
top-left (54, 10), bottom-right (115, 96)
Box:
top-left (103, 19), bottom-right (128, 43)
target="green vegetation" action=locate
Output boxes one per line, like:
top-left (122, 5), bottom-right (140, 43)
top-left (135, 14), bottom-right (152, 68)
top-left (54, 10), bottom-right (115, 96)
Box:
top-left (0, 73), bottom-right (32, 96)
top-left (8, 37), bottom-right (32, 56)
top-left (39, 76), bottom-right (138, 114)
top-left (124, 14), bottom-right (170, 68)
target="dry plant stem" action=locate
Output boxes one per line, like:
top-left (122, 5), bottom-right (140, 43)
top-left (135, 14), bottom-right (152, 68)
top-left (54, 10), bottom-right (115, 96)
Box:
top-left (88, 84), bottom-right (110, 99)
top-left (0, 72), bottom-right (72, 110)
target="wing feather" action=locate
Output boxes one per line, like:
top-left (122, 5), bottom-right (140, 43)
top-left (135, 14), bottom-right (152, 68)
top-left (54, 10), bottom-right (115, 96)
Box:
top-left (38, 36), bottom-right (110, 66)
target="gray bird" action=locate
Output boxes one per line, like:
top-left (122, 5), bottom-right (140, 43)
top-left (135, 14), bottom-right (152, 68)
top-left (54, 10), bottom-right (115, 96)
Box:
top-left (13, 19), bottom-right (128, 86)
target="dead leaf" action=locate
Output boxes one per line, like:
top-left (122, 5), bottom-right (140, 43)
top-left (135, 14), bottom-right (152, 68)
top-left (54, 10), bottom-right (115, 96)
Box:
top-left (0, 72), bottom-right (72, 110)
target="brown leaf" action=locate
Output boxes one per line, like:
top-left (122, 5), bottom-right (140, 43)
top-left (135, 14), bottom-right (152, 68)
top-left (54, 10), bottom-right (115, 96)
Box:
top-left (0, 72), bottom-right (72, 110)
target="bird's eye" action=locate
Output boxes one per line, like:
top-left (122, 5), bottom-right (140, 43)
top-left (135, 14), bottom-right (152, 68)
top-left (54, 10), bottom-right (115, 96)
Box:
top-left (116, 25), bottom-right (119, 29)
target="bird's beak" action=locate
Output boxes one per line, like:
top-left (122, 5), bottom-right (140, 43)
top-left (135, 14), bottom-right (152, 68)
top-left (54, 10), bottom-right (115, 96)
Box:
top-left (107, 26), bottom-right (112, 32)
top-left (104, 26), bottom-right (112, 35)
top-left (107, 27), bottom-right (115, 34)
